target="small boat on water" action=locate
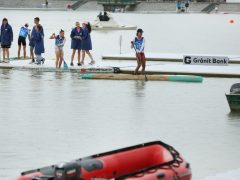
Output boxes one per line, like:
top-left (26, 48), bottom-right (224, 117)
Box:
top-left (226, 83), bottom-right (240, 111)
top-left (15, 141), bottom-right (191, 180)
top-left (92, 12), bottom-right (137, 30)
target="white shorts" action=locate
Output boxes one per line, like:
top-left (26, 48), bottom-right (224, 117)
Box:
top-left (55, 46), bottom-right (64, 53)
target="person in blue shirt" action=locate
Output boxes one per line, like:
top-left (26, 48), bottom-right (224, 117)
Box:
top-left (0, 18), bottom-right (13, 63)
top-left (18, 23), bottom-right (30, 59)
top-left (29, 17), bottom-right (44, 64)
top-left (33, 24), bottom-right (45, 65)
top-left (131, 28), bottom-right (146, 75)
top-left (81, 21), bottom-right (95, 65)
top-left (50, 29), bottom-right (66, 68)
top-left (70, 21), bottom-right (82, 66)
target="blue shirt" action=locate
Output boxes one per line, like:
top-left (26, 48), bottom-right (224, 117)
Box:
top-left (133, 37), bottom-right (145, 53)
top-left (55, 35), bottom-right (65, 47)
top-left (19, 26), bottom-right (29, 38)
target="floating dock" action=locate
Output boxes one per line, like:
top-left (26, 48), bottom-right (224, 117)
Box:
top-left (102, 53), bottom-right (240, 64)
top-left (0, 63), bottom-right (118, 73)
top-left (82, 73), bottom-right (203, 83)
top-left (1, 58), bottom-right (240, 78)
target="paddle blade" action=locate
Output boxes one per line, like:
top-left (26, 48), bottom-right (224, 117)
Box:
top-left (63, 61), bottom-right (68, 70)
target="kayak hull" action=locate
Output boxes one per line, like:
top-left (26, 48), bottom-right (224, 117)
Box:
top-left (226, 94), bottom-right (240, 111)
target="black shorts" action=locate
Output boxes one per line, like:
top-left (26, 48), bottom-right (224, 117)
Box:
top-left (18, 36), bottom-right (26, 46)
top-left (1, 44), bottom-right (11, 48)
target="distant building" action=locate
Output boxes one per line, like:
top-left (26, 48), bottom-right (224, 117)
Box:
top-left (226, 0), bottom-right (240, 2)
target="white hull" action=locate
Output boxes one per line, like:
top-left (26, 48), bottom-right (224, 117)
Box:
top-left (92, 13), bottom-right (136, 31)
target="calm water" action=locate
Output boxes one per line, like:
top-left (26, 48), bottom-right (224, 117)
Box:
top-left (0, 10), bottom-right (240, 180)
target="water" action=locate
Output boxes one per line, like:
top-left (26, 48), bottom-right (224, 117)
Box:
top-left (0, 10), bottom-right (240, 180)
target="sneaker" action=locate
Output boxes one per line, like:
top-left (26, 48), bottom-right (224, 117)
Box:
top-left (89, 61), bottom-right (95, 65)
top-left (35, 59), bottom-right (41, 65)
top-left (29, 60), bottom-right (35, 64)
top-left (3, 59), bottom-right (10, 63)
top-left (70, 62), bottom-right (74, 66)
top-left (41, 58), bottom-right (45, 64)
top-left (77, 62), bottom-right (82, 66)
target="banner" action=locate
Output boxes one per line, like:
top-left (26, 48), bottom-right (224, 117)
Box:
top-left (183, 55), bottom-right (229, 66)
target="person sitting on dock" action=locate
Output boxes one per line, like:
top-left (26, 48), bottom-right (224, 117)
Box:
top-left (18, 23), bottom-right (30, 59)
top-left (131, 28), bottom-right (146, 75)
top-left (50, 29), bottom-right (66, 68)
top-left (98, 11), bottom-right (110, 21)
top-left (0, 18), bottom-right (13, 63)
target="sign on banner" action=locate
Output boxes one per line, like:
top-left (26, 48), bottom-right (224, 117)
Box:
top-left (183, 56), bottom-right (229, 66)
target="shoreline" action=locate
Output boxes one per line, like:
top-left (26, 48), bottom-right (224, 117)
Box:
top-left (0, 7), bottom-right (239, 14)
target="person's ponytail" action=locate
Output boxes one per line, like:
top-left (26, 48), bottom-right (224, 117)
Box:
top-left (87, 22), bottom-right (91, 33)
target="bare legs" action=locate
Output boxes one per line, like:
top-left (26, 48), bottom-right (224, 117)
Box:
top-left (2, 48), bottom-right (9, 60)
top-left (30, 46), bottom-right (34, 62)
top-left (71, 49), bottom-right (81, 65)
top-left (55, 50), bottom-right (64, 69)
top-left (134, 53), bottom-right (146, 75)
top-left (18, 45), bottom-right (27, 59)
top-left (23, 46), bottom-right (26, 58)
top-left (18, 45), bottom-right (21, 59)
top-left (77, 50), bottom-right (81, 64)
top-left (81, 50), bottom-right (95, 64)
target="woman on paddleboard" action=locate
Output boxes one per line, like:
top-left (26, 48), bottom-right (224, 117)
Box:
top-left (131, 28), bottom-right (146, 75)
top-left (50, 29), bottom-right (66, 68)
top-left (70, 21), bottom-right (82, 66)
top-left (81, 21), bottom-right (95, 65)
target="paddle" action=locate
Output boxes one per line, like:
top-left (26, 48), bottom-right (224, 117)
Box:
top-left (63, 59), bottom-right (68, 70)
top-left (131, 42), bottom-right (148, 81)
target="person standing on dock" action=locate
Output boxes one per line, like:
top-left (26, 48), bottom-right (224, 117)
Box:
top-left (70, 21), bottom-right (82, 66)
top-left (81, 22), bottom-right (95, 65)
top-left (29, 17), bottom-right (44, 64)
top-left (185, 0), bottom-right (189, 13)
top-left (33, 24), bottom-right (45, 65)
top-left (17, 23), bottom-right (30, 59)
top-left (131, 28), bottom-right (146, 75)
top-left (0, 18), bottom-right (13, 63)
top-left (176, 0), bottom-right (181, 13)
top-left (50, 29), bottom-right (66, 68)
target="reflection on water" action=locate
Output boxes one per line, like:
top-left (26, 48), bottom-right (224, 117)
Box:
top-left (134, 80), bottom-right (146, 97)
top-left (0, 69), bottom-right (12, 80)
top-left (228, 112), bottom-right (240, 121)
